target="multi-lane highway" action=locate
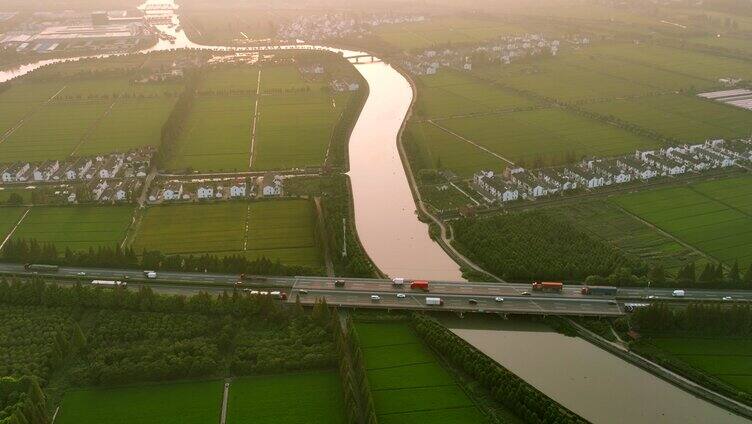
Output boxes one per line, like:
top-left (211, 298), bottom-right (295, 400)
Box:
top-left (2, 263), bottom-right (751, 317)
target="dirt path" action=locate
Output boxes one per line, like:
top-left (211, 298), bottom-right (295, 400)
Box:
top-left (427, 119), bottom-right (516, 166)
top-left (219, 380), bottom-right (230, 424)
top-left (248, 68), bottom-right (262, 169)
top-left (0, 207), bottom-right (31, 251)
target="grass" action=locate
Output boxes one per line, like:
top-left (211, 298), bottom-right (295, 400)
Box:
top-left (439, 108), bottom-right (655, 168)
top-left (613, 175), bottom-right (752, 268)
top-left (415, 70), bottom-right (535, 119)
top-left (55, 380), bottom-right (223, 424)
top-left (227, 371), bottom-right (346, 423)
top-left (355, 322), bottom-right (486, 423)
top-left (556, 199), bottom-right (706, 273)
top-left (12, 206), bottom-right (133, 252)
top-left (132, 200), bottom-right (321, 267)
top-left (167, 95), bottom-right (253, 172)
top-left (646, 337), bottom-right (752, 394)
top-left (582, 94), bottom-right (752, 143)
top-left (0, 207), bottom-right (26, 241)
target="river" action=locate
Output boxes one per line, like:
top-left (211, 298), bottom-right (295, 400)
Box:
top-left (0, 0), bottom-right (463, 281)
top-left (444, 316), bottom-right (749, 423)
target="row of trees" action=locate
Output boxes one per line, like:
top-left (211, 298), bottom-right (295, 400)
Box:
top-left (452, 211), bottom-right (643, 281)
top-left (153, 69), bottom-right (199, 168)
top-left (631, 302), bottom-right (752, 335)
top-left (334, 315), bottom-right (378, 424)
top-left (0, 376), bottom-right (49, 424)
top-left (413, 314), bottom-right (585, 424)
top-left (1, 238), bottom-right (315, 277)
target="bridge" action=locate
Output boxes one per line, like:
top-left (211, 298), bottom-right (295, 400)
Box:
top-left (344, 54), bottom-right (381, 63)
top-left (2, 263), bottom-right (751, 317)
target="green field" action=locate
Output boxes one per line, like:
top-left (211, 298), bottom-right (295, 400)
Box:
top-left (0, 207), bottom-right (26, 241)
top-left (415, 70), bottom-right (535, 118)
top-left (355, 322), bottom-right (486, 423)
top-left (11, 206), bottom-right (133, 252)
top-left (439, 108), bottom-right (655, 168)
top-left (613, 176), bottom-right (752, 268)
top-left (56, 380), bottom-right (223, 424)
top-left (374, 17), bottom-right (530, 51)
top-left (557, 199), bottom-right (706, 273)
top-left (227, 371), bottom-right (346, 423)
top-left (582, 94), bottom-right (751, 143)
top-left (167, 95), bottom-right (253, 172)
top-left (646, 337), bottom-right (752, 394)
top-left (132, 200), bottom-right (321, 267)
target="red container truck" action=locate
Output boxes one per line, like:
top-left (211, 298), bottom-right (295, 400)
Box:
top-left (531, 281), bottom-right (563, 293)
top-left (410, 280), bottom-right (430, 291)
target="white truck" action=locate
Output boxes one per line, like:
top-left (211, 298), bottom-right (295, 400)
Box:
top-left (91, 280), bottom-right (127, 288)
top-left (425, 297), bottom-right (444, 306)
top-left (672, 289), bottom-right (686, 297)
top-left (392, 277), bottom-right (405, 287)
top-left (143, 270), bottom-right (157, 279)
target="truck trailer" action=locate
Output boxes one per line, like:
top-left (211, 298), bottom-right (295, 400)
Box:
top-left (425, 297), bottom-right (443, 306)
top-left (581, 286), bottom-right (617, 296)
top-left (411, 280), bottom-right (429, 291)
top-left (532, 281), bottom-right (563, 292)
top-left (392, 277), bottom-right (405, 286)
top-left (91, 280), bottom-right (127, 288)
top-left (24, 264), bottom-right (59, 272)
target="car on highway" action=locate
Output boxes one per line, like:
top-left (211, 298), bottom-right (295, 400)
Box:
top-left (645, 295), bottom-right (656, 300)
top-left (299, 289), bottom-right (309, 295)
top-left (76, 271), bottom-right (86, 276)
top-left (521, 291), bottom-right (531, 296)
top-left (370, 294), bottom-right (380, 302)
top-left (334, 279), bottom-right (346, 287)
top-left (722, 296), bottom-right (733, 301)
top-left (493, 296), bottom-right (504, 302)
top-left (468, 299), bottom-right (478, 305)
top-left (396, 293), bottom-right (406, 299)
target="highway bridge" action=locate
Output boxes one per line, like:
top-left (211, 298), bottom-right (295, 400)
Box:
top-left (2, 263), bottom-right (751, 317)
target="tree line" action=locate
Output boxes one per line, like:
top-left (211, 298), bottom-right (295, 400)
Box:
top-left (153, 70), bottom-right (200, 168)
top-left (1, 238), bottom-right (316, 277)
top-left (630, 302), bottom-right (752, 336)
top-left (412, 314), bottom-right (585, 424)
top-left (0, 376), bottom-right (49, 424)
top-left (334, 314), bottom-right (378, 424)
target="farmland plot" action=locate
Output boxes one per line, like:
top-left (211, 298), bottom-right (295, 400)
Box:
top-left (11, 206), bottom-right (134, 252)
top-left (56, 380), bottom-right (223, 424)
top-left (0, 82), bottom-right (65, 136)
top-left (355, 322), bottom-right (486, 424)
top-left (613, 176), bottom-right (752, 268)
top-left (0, 207), bottom-right (26, 243)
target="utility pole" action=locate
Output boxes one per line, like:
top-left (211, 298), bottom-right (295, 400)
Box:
top-left (342, 218), bottom-right (347, 258)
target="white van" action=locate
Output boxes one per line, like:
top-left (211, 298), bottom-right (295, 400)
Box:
top-left (672, 289), bottom-right (685, 297)
top-left (370, 294), bottom-right (381, 302)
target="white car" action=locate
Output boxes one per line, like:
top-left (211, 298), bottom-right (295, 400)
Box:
top-left (396, 293), bottom-right (406, 299)
top-left (646, 295), bottom-right (656, 300)
top-left (370, 295), bottom-right (381, 302)
top-left (493, 296), bottom-right (504, 302)
top-left (722, 296), bottom-right (733, 301)
top-left (299, 289), bottom-right (309, 295)
top-left (77, 271), bottom-right (86, 276)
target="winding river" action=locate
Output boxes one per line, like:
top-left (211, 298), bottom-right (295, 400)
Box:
top-left (0, 0), bottom-right (463, 281)
top-left (2, 4), bottom-right (747, 421)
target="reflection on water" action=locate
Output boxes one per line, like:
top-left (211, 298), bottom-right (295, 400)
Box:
top-left (0, 0), bottom-right (464, 281)
top-left (443, 316), bottom-right (748, 424)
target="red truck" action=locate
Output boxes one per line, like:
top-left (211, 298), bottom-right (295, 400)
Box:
top-left (532, 281), bottom-right (563, 293)
top-left (410, 280), bottom-right (430, 291)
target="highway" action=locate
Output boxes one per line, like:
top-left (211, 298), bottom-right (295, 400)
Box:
top-left (2, 263), bottom-right (751, 317)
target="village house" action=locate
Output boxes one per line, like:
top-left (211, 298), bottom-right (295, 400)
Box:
top-left (32, 161), bottom-right (60, 181)
top-left (162, 182), bottom-right (183, 201)
top-left (473, 171), bottom-right (519, 202)
top-left (259, 173), bottom-right (283, 197)
top-left (617, 157), bottom-right (658, 180)
top-left (197, 185), bottom-right (214, 200)
top-left (1, 162), bottom-right (30, 183)
top-left (98, 157), bottom-right (123, 179)
top-left (230, 181), bottom-right (247, 198)
top-left (567, 167), bottom-right (604, 189)
top-left (644, 153), bottom-right (685, 175)
top-left (511, 171), bottom-right (547, 198)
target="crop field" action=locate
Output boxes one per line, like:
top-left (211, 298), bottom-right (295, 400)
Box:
top-left (613, 176), bottom-right (752, 268)
top-left (582, 94), bottom-right (751, 143)
top-left (689, 35), bottom-right (752, 56)
top-left (646, 337), bottom-right (752, 394)
top-left (167, 95), bottom-right (253, 172)
top-left (355, 322), bottom-right (486, 424)
top-left (556, 200), bottom-right (706, 273)
top-left (0, 101), bottom-right (110, 162)
top-left (132, 200), bottom-right (321, 267)
top-left (374, 17), bottom-right (530, 51)
top-left (199, 67), bottom-right (260, 92)
top-left (11, 206), bottom-right (133, 252)
top-left (0, 207), bottom-right (26, 242)
top-left (0, 82), bottom-right (65, 136)
top-left (406, 122), bottom-right (505, 177)
top-left (439, 108), bottom-right (655, 167)
top-left (56, 380), bottom-right (223, 424)
top-left (415, 70), bottom-right (536, 118)
top-left (260, 64), bottom-right (329, 92)
top-left (253, 93), bottom-right (346, 170)
top-left (227, 371), bottom-right (346, 423)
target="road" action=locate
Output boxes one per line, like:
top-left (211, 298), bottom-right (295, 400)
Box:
top-left (2, 264), bottom-right (751, 316)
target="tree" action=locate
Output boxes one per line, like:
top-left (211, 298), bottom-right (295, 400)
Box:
top-left (728, 261), bottom-right (740, 284)
top-left (647, 264), bottom-right (665, 285)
